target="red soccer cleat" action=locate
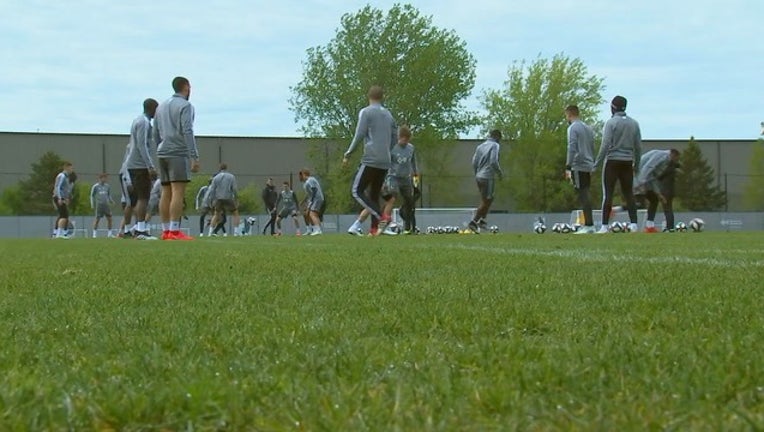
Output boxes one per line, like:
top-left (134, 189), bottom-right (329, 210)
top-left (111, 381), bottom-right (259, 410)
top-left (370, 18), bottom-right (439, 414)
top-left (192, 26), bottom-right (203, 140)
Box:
top-left (161, 230), bottom-right (172, 240)
top-left (168, 230), bottom-right (194, 240)
top-left (644, 226), bottom-right (659, 233)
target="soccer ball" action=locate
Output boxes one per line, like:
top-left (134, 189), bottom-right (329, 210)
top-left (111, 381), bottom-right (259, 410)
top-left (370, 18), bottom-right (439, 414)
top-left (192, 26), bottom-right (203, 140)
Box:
top-left (609, 221), bottom-right (625, 233)
top-left (689, 218), bottom-right (705, 232)
top-left (436, 226), bottom-right (445, 234)
top-left (621, 222), bottom-right (632, 233)
top-left (551, 223), bottom-right (562, 233)
top-left (489, 225), bottom-right (499, 234)
top-left (426, 226), bottom-right (435, 234)
top-left (675, 222), bottom-right (688, 232)
top-left (246, 216), bottom-right (256, 225)
top-left (533, 223), bottom-right (547, 234)
top-left (560, 223), bottom-right (573, 234)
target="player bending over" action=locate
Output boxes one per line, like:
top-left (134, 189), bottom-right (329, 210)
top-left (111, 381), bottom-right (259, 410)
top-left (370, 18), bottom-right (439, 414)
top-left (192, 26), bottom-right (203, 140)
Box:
top-left (633, 149), bottom-right (681, 232)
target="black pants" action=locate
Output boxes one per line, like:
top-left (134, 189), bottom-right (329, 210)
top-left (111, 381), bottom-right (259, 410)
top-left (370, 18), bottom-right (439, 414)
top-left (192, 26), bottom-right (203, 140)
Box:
top-left (213, 212), bottom-right (227, 234)
top-left (262, 207), bottom-right (276, 234)
top-left (572, 171), bottom-right (593, 226)
top-left (644, 191), bottom-right (675, 229)
top-left (351, 164), bottom-right (387, 226)
top-left (397, 182), bottom-right (416, 231)
top-left (601, 160), bottom-right (637, 224)
top-left (199, 208), bottom-right (210, 234)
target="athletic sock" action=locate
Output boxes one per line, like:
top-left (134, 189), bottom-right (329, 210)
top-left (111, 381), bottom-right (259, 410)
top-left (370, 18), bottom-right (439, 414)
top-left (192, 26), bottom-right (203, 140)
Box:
top-left (169, 221), bottom-right (180, 232)
top-left (137, 221), bottom-right (147, 232)
top-left (92, 230), bottom-right (97, 238)
top-left (646, 220), bottom-right (655, 228)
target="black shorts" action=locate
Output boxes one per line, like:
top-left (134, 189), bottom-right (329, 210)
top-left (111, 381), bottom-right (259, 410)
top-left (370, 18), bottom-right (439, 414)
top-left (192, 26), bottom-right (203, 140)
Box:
top-left (128, 168), bottom-right (151, 200)
top-left (120, 174), bottom-right (137, 208)
top-left (55, 200), bottom-right (69, 219)
top-left (572, 171), bottom-right (591, 190)
top-left (214, 199), bottom-right (238, 212)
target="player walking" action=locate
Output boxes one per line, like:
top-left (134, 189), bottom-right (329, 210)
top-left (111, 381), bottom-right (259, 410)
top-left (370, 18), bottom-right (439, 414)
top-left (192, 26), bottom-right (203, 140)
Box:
top-left (467, 130), bottom-right (504, 233)
top-left (342, 85), bottom-right (397, 236)
top-left (275, 181), bottom-right (301, 236)
top-left (563, 105), bottom-right (597, 234)
top-left (155, 76), bottom-right (199, 240)
top-left (594, 95), bottom-right (642, 233)
top-left (207, 163), bottom-right (240, 236)
top-left (90, 173), bottom-right (115, 237)
top-left (261, 178), bottom-right (278, 235)
top-left (299, 169), bottom-right (325, 236)
top-left (125, 98), bottom-right (159, 240)
top-left (52, 162), bottom-right (74, 239)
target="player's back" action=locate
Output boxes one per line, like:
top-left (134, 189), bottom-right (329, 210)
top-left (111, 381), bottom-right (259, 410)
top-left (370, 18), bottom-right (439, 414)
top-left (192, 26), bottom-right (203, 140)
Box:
top-left (473, 139), bottom-right (500, 179)
top-left (156, 95), bottom-right (195, 158)
top-left (358, 104), bottom-right (396, 169)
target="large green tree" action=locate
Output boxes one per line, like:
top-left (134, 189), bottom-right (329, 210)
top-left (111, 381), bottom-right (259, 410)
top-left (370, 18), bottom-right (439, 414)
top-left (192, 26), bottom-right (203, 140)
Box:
top-left (482, 54), bottom-right (605, 212)
top-left (7, 152), bottom-right (68, 215)
top-left (675, 137), bottom-right (727, 211)
top-left (290, 4), bottom-right (477, 211)
top-left (742, 139), bottom-right (764, 210)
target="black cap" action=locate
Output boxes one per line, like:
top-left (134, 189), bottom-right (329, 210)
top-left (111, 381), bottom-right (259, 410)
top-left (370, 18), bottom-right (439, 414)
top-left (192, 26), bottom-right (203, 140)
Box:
top-left (611, 95), bottom-right (627, 111)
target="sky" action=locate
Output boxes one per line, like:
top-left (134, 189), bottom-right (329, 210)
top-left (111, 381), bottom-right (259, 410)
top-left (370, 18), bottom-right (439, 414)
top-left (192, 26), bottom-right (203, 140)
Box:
top-left (0, 0), bottom-right (761, 140)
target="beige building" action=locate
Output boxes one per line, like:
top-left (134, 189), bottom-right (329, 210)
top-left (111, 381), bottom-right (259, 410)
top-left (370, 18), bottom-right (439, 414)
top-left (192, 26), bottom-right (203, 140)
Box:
top-left (0, 132), bottom-right (757, 211)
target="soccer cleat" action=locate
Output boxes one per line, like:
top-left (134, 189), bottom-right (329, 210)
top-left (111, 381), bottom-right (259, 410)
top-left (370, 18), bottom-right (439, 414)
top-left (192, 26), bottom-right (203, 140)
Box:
top-left (168, 231), bottom-right (194, 240)
top-left (56, 235), bottom-right (71, 240)
top-left (574, 226), bottom-right (596, 234)
top-left (134, 231), bottom-right (158, 240)
top-left (382, 225), bottom-right (398, 236)
top-left (644, 226), bottom-right (659, 233)
top-left (369, 227), bottom-right (379, 236)
top-left (347, 226), bottom-right (364, 236)
top-left (310, 230), bottom-right (323, 236)
top-left (477, 218), bottom-right (488, 230)
top-left (467, 220), bottom-right (480, 234)
top-left (596, 226), bottom-right (610, 234)
top-left (161, 231), bottom-right (172, 240)
top-left (628, 223), bottom-right (639, 233)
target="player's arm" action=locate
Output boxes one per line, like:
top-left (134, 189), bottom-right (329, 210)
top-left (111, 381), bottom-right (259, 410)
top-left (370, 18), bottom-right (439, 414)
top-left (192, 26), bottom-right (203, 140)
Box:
top-left (344, 110), bottom-right (368, 160)
top-left (491, 144), bottom-right (503, 179)
top-left (471, 150), bottom-right (479, 176)
top-left (136, 119), bottom-right (155, 170)
top-left (633, 122), bottom-right (642, 174)
top-left (90, 184), bottom-right (97, 208)
top-left (180, 104), bottom-right (198, 161)
top-left (231, 176), bottom-right (238, 203)
top-left (566, 125), bottom-right (577, 170)
top-left (195, 188), bottom-right (204, 210)
top-left (411, 146), bottom-right (418, 177)
top-left (594, 122), bottom-right (612, 169)
top-left (107, 185), bottom-right (114, 204)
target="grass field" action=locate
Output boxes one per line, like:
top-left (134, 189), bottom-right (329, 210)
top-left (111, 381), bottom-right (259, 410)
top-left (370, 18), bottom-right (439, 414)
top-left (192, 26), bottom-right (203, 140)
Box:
top-left (1, 233), bottom-right (762, 431)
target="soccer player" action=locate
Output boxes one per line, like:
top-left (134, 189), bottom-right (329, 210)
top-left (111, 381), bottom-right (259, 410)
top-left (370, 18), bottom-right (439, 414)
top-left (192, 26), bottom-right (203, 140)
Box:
top-left (633, 149), bottom-right (681, 232)
top-left (298, 168), bottom-right (325, 235)
top-left (117, 163), bottom-right (136, 238)
top-left (467, 129), bottom-right (504, 233)
top-left (125, 98), bottom-right (159, 240)
top-left (90, 173), bottom-right (115, 238)
top-left (350, 126), bottom-right (418, 236)
top-left (563, 105), bottom-right (596, 234)
top-left (195, 179), bottom-right (211, 236)
top-left (594, 95), bottom-right (642, 233)
top-left (207, 163), bottom-right (241, 236)
top-left (275, 181), bottom-right (301, 236)
top-left (342, 85), bottom-right (397, 235)
top-left (154, 76), bottom-right (199, 240)
top-left (52, 162), bottom-right (74, 239)
top-left (261, 178), bottom-right (278, 235)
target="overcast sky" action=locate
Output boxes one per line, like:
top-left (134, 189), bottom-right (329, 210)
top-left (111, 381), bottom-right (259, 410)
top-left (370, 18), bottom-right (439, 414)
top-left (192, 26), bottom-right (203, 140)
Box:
top-left (0, 0), bottom-right (761, 139)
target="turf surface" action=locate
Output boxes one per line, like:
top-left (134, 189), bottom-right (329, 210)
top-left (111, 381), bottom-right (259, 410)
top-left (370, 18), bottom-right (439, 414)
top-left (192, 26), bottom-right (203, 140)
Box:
top-left (1, 233), bottom-right (762, 430)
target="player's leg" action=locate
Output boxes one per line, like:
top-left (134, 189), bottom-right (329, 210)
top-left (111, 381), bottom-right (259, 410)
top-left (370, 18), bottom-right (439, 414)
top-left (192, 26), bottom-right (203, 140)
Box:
top-left (643, 191), bottom-right (659, 232)
top-left (599, 161), bottom-right (618, 231)
top-left (292, 211), bottom-right (301, 235)
top-left (208, 205), bottom-right (220, 236)
top-left (230, 203), bottom-right (241, 236)
top-left (308, 200), bottom-right (323, 235)
top-left (92, 214), bottom-right (100, 238)
top-left (56, 202), bottom-right (69, 238)
top-left (158, 159), bottom-right (173, 238)
top-left (662, 194), bottom-right (675, 231)
top-left (106, 209), bottom-right (113, 236)
top-left (616, 161), bottom-right (638, 230)
top-left (165, 158), bottom-right (192, 239)
top-left (399, 182), bottom-right (416, 232)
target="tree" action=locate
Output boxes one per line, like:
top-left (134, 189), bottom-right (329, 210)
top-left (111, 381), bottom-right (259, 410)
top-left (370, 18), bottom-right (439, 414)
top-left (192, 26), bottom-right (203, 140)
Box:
top-left (675, 137), bottom-right (727, 211)
top-left (6, 151), bottom-right (68, 215)
top-left (482, 54), bottom-right (605, 212)
top-left (290, 4), bottom-right (477, 211)
top-left (742, 139), bottom-right (764, 211)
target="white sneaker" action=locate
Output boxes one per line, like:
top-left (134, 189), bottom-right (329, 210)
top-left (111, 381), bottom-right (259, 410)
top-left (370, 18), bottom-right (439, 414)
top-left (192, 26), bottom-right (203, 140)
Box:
top-left (135, 234), bottom-right (158, 240)
top-left (56, 235), bottom-right (71, 240)
top-left (574, 226), bottom-right (596, 234)
top-left (347, 226), bottom-right (364, 236)
top-left (310, 230), bottom-right (323, 236)
top-left (596, 226), bottom-right (610, 234)
top-left (629, 223), bottom-right (639, 233)
top-left (382, 225), bottom-right (398, 236)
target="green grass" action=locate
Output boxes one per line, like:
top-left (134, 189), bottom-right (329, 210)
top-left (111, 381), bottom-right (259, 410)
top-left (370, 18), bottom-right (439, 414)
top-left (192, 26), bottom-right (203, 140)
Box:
top-left (1, 233), bottom-right (762, 431)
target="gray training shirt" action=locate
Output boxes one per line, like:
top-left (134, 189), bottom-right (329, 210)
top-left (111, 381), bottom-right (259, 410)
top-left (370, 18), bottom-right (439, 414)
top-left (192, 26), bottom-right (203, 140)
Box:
top-left (53, 172), bottom-right (70, 200)
top-left (155, 93), bottom-right (199, 160)
top-left (303, 176), bottom-right (324, 202)
top-left (344, 103), bottom-right (397, 170)
top-left (595, 111), bottom-right (642, 170)
top-left (208, 171), bottom-right (238, 201)
top-left (277, 190), bottom-right (298, 211)
top-left (472, 138), bottom-right (503, 180)
top-left (124, 114), bottom-right (156, 169)
top-left (90, 183), bottom-right (112, 207)
top-left (389, 143), bottom-right (417, 179)
top-left (566, 119), bottom-right (595, 172)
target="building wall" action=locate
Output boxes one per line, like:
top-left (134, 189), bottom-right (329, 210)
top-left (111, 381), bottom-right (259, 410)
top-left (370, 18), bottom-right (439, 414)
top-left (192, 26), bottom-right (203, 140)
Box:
top-left (0, 132), bottom-right (757, 211)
